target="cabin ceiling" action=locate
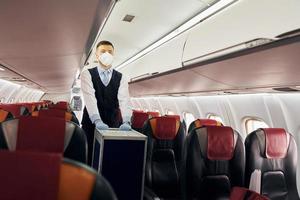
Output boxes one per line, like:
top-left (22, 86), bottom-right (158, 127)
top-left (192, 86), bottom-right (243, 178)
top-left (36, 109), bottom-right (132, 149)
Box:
top-left (87, 0), bottom-right (215, 67)
top-left (93, 0), bottom-right (300, 95)
top-left (0, 0), bottom-right (114, 93)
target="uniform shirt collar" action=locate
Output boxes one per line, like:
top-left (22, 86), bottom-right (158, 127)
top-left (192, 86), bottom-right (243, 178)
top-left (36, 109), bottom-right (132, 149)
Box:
top-left (97, 66), bottom-right (112, 74)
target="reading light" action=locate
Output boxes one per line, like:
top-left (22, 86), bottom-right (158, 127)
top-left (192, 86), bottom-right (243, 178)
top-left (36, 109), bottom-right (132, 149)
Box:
top-left (115, 0), bottom-right (237, 70)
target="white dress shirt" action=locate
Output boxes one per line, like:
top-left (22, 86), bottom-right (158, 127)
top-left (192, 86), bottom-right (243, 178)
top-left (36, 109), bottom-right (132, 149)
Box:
top-left (81, 66), bottom-right (132, 124)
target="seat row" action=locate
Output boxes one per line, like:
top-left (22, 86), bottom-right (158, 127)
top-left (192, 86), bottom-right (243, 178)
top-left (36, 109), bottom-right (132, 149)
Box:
top-left (139, 115), bottom-right (299, 200)
top-left (0, 101), bottom-right (117, 199)
top-left (0, 101), bottom-right (84, 162)
top-left (0, 101), bottom-right (80, 124)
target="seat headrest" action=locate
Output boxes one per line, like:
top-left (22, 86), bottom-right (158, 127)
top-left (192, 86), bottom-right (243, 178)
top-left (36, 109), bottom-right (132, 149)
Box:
top-left (49, 101), bottom-right (69, 111)
top-left (17, 116), bottom-right (66, 153)
top-left (150, 117), bottom-right (180, 140)
top-left (0, 151), bottom-right (62, 200)
top-left (32, 110), bottom-right (72, 122)
top-left (0, 104), bottom-right (23, 117)
top-left (194, 119), bottom-right (222, 127)
top-left (147, 111), bottom-right (160, 118)
top-left (132, 112), bottom-right (150, 129)
top-left (207, 126), bottom-right (234, 160)
top-left (165, 114), bottom-right (180, 121)
top-left (133, 110), bottom-right (144, 113)
top-left (262, 128), bottom-right (288, 159)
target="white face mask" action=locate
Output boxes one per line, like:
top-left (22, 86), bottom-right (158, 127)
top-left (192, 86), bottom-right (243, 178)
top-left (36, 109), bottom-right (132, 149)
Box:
top-left (98, 52), bottom-right (114, 67)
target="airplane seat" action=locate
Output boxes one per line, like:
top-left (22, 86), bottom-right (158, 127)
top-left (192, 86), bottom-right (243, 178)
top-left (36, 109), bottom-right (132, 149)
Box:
top-left (165, 114), bottom-right (186, 133)
top-left (165, 114), bottom-right (180, 121)
top-left (32, 109), bottom-right (80, 125)
top-left (49, 101), bottom-right (69, 111)
top-left (245, 128), bottom-right (300, 200)
top-left (131, 111), bottom-right (150, 132)
top-left (182, 126), bottom-right (245, 200)
top-left (0, 116), bottom-right (87, 163)
top-left (188, 118), bottom-right (223, 133)
top-left (147, 111), bottom-right (160, 118)
top-left (0, 104), bottom-right (30, 117)
top-left (23, 103), bottom-right (38, 112)
top-left (0, 151), bottom-right (117, 200)
top-left (143, 116), bottom-right (185, 199)
top-left (230, 187), bottom-right (269, 200)
top-left (0, 109), bottom-right (14, 122)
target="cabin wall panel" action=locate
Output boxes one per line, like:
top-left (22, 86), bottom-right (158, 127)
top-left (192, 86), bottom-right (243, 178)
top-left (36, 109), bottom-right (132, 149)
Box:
top-left (145, 98), bottom-right (162, 113)
top-left (130, 99), bottom-right (141, 110)
top-left (264, 95), bottom-right (287, 130)
top-left (173, 97), bottom-right (202, 119)
top-left (158, 97), bottom-right (180, 116)
top-left (223, 95), bottom-right (272, 138)
top-left (41, 93), bottom-right (71, 103)
top-left (138, 98), bottom-right (151, 111)
top-left (194, 96), bottom-right (230, 126)
top-left (0, 79), bottom-right (43, 103)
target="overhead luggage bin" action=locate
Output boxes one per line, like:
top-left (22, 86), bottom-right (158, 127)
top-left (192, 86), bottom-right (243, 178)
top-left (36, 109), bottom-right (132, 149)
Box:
top-left (92, 128), bottom-right (147, 200)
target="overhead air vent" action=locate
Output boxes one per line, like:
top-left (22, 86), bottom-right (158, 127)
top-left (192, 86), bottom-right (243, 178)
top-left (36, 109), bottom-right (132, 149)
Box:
top-left (276, 28), bottom-right (300, 39)
top-left (122, 14), bottom-right (135, 22)
top-left (273, 87), bottom-right (299, 92)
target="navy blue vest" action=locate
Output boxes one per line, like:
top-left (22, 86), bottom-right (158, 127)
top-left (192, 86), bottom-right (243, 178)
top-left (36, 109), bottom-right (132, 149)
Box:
top-left (81, 67), bottom-right (123, 128)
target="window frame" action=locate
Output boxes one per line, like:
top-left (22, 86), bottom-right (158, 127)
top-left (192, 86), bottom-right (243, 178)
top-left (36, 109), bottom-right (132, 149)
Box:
top-left (207, 113), bottom-right (224, 125)
top-left (244, 117), bottom-right (269, 134)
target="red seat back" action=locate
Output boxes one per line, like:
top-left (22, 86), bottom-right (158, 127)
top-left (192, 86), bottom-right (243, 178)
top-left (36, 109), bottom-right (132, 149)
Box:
top-left (0, 104), bottom-right (25, 117)
top-left (230, 187), bottom-right (269, 200)
top-left (131, 111), bottom-right (150, 129)
top-left (17, 116), bottom-right (66, 153)
top-left (0, 151), bottom-right (61, 200)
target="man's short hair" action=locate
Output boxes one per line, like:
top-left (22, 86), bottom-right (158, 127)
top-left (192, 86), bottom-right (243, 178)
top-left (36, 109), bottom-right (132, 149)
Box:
top-left (96, 40), bottom-right (114, 49)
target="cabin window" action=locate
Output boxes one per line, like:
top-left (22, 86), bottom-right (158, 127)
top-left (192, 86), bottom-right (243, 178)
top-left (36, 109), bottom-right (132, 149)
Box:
top-left (245, 118), bottom-right (269, 134)
top-left (183, 112), bottom-right (195, 131)
top-left (0, 97), bottom-right (5, 103)
top-left (207, 114), bottom-right (224, 124)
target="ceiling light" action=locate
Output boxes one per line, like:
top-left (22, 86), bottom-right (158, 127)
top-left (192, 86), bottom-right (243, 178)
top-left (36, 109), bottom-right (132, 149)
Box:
top-left (0, 67), bottom-right (5, 71)
top-left (115, 0), bottom-right (237, 70)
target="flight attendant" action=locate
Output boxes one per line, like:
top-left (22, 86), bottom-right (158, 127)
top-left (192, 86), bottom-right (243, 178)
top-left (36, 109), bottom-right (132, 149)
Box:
top-left (81, 40), bottom-right (132, 165)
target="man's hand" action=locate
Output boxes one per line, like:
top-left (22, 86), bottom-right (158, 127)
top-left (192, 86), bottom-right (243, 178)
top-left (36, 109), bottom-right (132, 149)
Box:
top-left (95, 120), bottom-right (109, 130)
top-left (119, 121), bottom-right (131, 131)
